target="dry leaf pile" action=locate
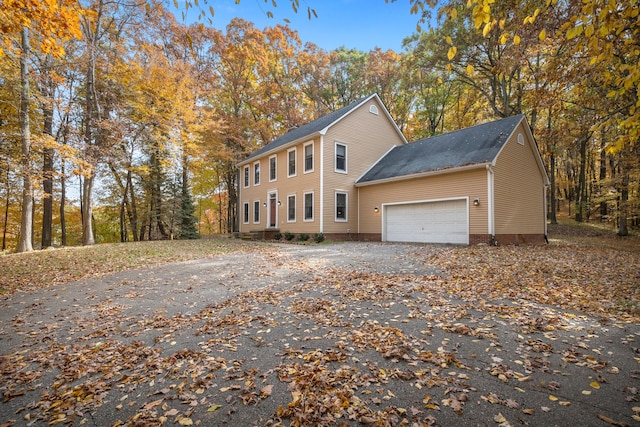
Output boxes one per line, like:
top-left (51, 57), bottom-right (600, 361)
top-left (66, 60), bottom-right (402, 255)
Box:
top-left (1, 233), bottom-right (639, 426)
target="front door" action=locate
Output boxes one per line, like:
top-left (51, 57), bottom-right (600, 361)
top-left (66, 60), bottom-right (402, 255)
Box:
top-left (269, 193), bottom-right (277, 228)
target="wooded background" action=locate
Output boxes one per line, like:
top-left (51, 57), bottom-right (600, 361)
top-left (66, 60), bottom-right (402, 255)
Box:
top-left (1, 0), bottom-right (638, 251)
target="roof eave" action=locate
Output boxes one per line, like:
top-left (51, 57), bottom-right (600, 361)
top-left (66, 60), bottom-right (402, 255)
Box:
top-left (237, 131), bottom-right (322, 167)
top-left (355, 162), bottom-right (491, 187)
top-left (238, 94), bottom-right (381, 167)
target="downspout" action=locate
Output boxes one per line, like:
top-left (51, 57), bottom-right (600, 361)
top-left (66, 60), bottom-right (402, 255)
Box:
top-left (357, 187), bottom-right (360, 234)
top-left (544, 184), bottom-right (549, 243)
top-left (319, 136), bottom-right (324, 233)
top-left (487, 164), bottom-right (496, 245)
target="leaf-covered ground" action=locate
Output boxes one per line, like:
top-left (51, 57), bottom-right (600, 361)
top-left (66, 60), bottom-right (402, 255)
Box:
top-left (0, 224), bottom-right (639, 426)
top-left (0, 239), bottom-right (244, 295)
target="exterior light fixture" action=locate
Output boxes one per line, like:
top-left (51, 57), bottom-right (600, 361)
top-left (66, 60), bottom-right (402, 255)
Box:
top-left (374, 206), bottom-right (379, 213)
top-left (473, 198), bottom-right (480, 206)
top-left (277, 200), bottom-right (282, 206)
top-left (263, 202), bottom-right (267, 207)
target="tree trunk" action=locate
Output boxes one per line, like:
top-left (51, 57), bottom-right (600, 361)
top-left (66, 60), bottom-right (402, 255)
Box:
top-left (108, 163), bottom-right (134, 242)
top-left (617, 150), bottom-right (629, 236)
top-left (2, 169), bottom-right (10, 251)
top-left (224, 161), bottom-right (238, 233)
top-left (17, 27), bottom-right (33, 253)
top-left (41, 73), bottom-right (54, 248)
top-left (59, 129), bottom-right (68, 247)
top-left (599, 129), bottom-right (607, 221)
top-left (549, 151), bottom-right (557, 224)
top-left (127, 169), bottom-right (138, 241)
top-left (546, 112), bottom-right (557, 224)
top-left (575, 133), bottom-right (589, 223)
top-left (82, 174), bottom-right (95, 245)
top-left (80, 7), bottom-right (102, 246)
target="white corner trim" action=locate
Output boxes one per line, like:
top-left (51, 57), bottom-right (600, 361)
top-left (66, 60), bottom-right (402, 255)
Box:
top-left (487, 164), bottom-right (495, 236)
top-left (319, 135), bottom-right (324, 233)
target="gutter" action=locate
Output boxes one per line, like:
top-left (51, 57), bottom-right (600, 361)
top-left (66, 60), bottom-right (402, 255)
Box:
top-left (355, 162), bottom-right (490, 187)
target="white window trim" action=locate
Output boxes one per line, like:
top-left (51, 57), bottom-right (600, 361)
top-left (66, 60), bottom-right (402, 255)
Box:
top-left (334, 141), bottom-right (347, 174)
top-left (269, 155), bottom-right (277, 182)
top-left (243, 202), bottom-right (250, 224)
top-left (287, 194), bottom-right (296, 223)
top-left (335, 191), bottom-right (348, 222)
top-left (287, 147), bottom-right (297, 178)
top-left (253, 161), bottom-right (261, 186)
top-left (253, 200), bottom-right (261, 224)
top-left (303, 141), bottom-right (314, 174)
top-left (243, 166), bottom-right (250, 188)
top-left (303, 191), bottom-right (314, 222)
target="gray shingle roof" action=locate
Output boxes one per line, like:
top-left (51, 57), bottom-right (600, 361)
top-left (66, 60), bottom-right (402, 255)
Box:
top-left (357, 114), bottom-right (525, 184)
top-left (241, 94), bottom-right (376, 163)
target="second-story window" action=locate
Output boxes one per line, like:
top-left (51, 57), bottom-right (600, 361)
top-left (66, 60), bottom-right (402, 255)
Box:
top-left (253, 161), bottom-right (260, 185)
top-left (243, 166), bottom-right (250, 187)
top-left (335, 143), bottom-right (347, 173)
top-left (269, 155), bottom-right (277, 181)
top-left (304, 142), bottom-right (314, 173)
top-left (288, 148), bottom-right (296, 177)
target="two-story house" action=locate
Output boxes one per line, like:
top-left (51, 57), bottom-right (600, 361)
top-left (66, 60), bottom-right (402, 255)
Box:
top-left (237, 93), bottom-right (406, 240)
top-left (237, 94), bottom-right (549, 245)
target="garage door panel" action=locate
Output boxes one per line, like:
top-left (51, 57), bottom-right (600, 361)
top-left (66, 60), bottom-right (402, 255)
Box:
top-left (385, 199), bottom-right (468, 244)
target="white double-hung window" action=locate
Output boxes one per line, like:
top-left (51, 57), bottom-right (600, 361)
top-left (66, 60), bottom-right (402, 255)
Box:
top-left (304, 142), bottom-right (314, 173)
top-left (335, 142), bottom-right (347, 173)
top-left (335, 192), bottom-right (347, 221)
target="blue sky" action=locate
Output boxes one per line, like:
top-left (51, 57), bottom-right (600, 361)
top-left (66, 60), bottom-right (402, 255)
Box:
top-left (185, 0), bottom-right (426, 52)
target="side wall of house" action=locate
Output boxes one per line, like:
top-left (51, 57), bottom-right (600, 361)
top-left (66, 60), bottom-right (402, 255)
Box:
top-left (358, 168), bottom-right (489, 240)
top-left (493, 122), bottom-right (547, 244)
top-left (322, 98), bottom-right (403, 235)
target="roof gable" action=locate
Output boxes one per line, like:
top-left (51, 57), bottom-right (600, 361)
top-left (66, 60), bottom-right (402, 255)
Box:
top-left (240, 94), bottom-right (382, 164)
top-left (357, 114), bottom-right (526, 184)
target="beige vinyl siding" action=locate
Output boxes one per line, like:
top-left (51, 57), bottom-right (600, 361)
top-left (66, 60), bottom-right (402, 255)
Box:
top-left (358, 169), bottom-right (489, 235)
top-left (493, 123), bottom-right (546, 235)
top-left (322, 98), bottom-right (404, 234)
top-left (239, 137), bottom-right (321, 233)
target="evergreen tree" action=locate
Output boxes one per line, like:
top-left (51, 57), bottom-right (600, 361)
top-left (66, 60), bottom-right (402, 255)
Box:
top-left (179, 170), bottom-right (199, 239)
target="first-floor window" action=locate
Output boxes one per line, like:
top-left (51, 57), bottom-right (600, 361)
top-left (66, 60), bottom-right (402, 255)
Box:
top-left (304, 192), bottom-right (313, 221)
top-left (336, 192), bottom-right (347, 221)
top-left (253, 200), bottom-right (260, 223)
top-left (243, 202), bottom-right (249, 224)
top-left (287, 195), bottom-right (296, 222)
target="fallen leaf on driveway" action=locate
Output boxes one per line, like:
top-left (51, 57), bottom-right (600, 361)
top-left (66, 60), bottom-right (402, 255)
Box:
top-left (596, 413), bottom-right (630, 426)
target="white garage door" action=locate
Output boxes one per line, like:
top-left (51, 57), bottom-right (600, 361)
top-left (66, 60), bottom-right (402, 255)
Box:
top-left (385, 199), bottom-right (468, 244)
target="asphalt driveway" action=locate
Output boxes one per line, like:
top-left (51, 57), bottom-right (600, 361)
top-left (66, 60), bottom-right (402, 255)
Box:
top-left (1, 242), bottom-right (638, 426)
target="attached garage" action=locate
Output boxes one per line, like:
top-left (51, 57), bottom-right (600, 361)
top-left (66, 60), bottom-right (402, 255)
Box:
top-left (356, 114), bottom-right (550, 245)
top-left (384, 199), bottom-right (469, 244)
